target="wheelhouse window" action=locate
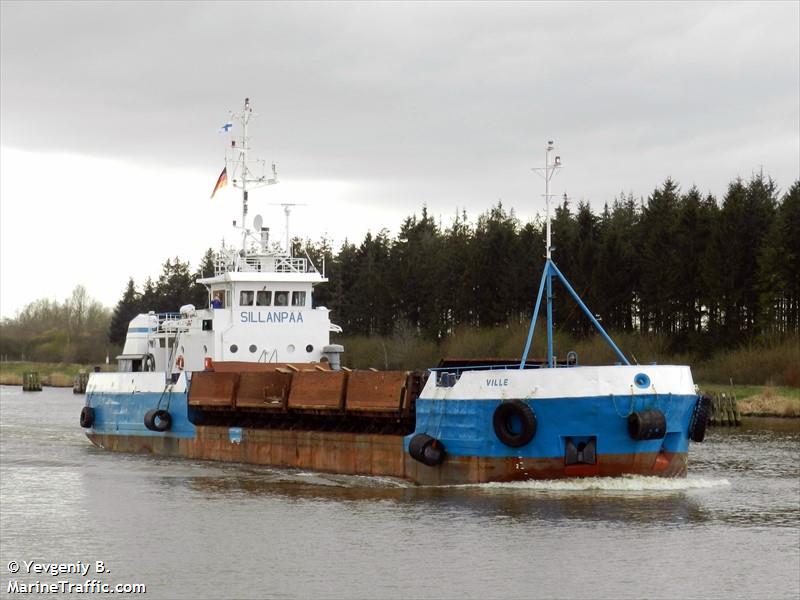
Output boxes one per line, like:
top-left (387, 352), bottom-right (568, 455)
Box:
top-left (274, 291), bottom-right (289, 306)
top-left (256, 290), bottom-right (272, 306)
top-left (211, 290), bottom-right (225, 308)
top-left (240, 290), bottom-right (254, 306)
top-left (291, 291), bottom-right (307, 307)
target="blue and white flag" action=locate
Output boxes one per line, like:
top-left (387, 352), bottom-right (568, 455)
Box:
top-left (218, 121), bottom-right (233, 134)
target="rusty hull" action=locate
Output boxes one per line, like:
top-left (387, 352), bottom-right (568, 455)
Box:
top-left (86, 428), bottom-right (687, 484)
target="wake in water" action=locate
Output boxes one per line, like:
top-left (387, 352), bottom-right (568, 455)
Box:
top-left (460, 475), bottom-right (731, 492)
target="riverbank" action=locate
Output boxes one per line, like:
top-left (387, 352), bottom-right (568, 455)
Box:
top-left (697, 384), bottom-right (800, 418)
top-left (0, 361), bottom-right (113, 388)
top-left (2, 361), bottom-right (797, 418)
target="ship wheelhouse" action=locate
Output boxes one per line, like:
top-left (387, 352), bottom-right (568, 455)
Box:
top-left (117, 241), bottom-right (342, 375)
top-left (195, 246), bottom-right (337, 367)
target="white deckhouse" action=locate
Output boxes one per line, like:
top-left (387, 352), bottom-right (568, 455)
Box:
top-left (117, 99), bottom-right (343, 376)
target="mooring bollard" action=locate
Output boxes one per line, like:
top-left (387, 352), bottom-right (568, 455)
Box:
top-left (22, 371), bottom-right (42, 392)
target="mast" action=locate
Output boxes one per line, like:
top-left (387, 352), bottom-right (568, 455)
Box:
top-left (535, 141), bottom-right (561, 367)
top-left (225, 98), bottom-right (279, 254)
top-left (541, 141), bottom-right (561, 260)
top-left (519, 142), bottom-right (630, 369)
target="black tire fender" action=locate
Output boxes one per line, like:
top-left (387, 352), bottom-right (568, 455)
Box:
top-left (493, 400), bottom-right (537, 448)
top-left (79, 406), bottom-right (95, 428)
top-left (627, 409), bottom-right (667, 441)
top-left (144, 409), bottom-right (172, 432)
top-left (408, 433), bottom-right (446, 466)
top-left (689, 395), bottom-right (712, 442)
top-left (143, 354), bottom-right (156, 372)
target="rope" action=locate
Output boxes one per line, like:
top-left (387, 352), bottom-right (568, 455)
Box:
top-left (611, 393), bottom-right (635, 418)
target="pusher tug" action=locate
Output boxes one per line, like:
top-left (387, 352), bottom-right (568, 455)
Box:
top-left (81, 100), bottom-right (711, 484)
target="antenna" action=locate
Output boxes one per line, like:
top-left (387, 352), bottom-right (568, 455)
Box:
top-left (531, 140), bottom-right (563, 260)
top-left (269, 203), bottom-right (308, 256)
top-left (224, 98), bottom-right (279, 252)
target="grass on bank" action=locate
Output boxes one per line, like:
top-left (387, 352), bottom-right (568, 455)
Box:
top-left (2, 330), bottom-right (797, 417)
top-left (338, 327), bottom-right (798, 385)
top-left (697, 383), bottom-right (800, 417)
top-left (0, 361), bottom-right (114, 387)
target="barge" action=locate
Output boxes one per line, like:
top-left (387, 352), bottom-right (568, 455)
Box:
top-left (81, 100), bottom-right (711, 484)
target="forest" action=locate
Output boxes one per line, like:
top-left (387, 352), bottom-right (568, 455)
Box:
top-left (1, 173), bottom-right (797, 384)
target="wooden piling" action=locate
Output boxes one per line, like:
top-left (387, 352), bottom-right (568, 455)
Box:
top-left (707, 392), bottom-right (741, 427)
top-left (73, 371), bottom-right (89, 394)
top-left (22, 371), bottom-right (42, 392)
top-left (731, 392), bottom-right (742, 425)
top-left (719, 394), bottom-right (730, 426)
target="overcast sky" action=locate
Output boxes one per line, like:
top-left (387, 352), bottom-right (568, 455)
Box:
top-left (1, 1), bottom-right (798, 318)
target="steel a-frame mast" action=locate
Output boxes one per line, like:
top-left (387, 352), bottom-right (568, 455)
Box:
top-left (519, 141), bottom-right (630, 369)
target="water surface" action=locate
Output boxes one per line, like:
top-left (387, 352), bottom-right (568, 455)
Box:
top-left (1, 386), bottom-right (798, 599)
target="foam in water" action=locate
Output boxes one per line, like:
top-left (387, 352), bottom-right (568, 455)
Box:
top-left (465, 475), bottom-right (731, 492)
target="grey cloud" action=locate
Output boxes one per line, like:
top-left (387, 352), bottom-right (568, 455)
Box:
top-left (2, 1), bottom-right (798, 212)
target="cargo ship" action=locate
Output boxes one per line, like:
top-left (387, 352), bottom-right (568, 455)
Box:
top-left (81, 99), bottom-right (711, 484)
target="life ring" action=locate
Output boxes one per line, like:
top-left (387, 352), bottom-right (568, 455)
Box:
top-left (408, 433), bottom-right (446, 466)
top-left (79, 406), bottom-right (95, 428)
top-left (144, 409), bottom-right (172, 432)
top-left (176, 355), bottom-right (185, 370)
top-left (688, 396), bottom-right (711, 442)
top-left (204, 357), bottom-right (213, 371)
top-left (143, 354), bottom-right (156, 372)
top-left (493, 400), bottom-right (537, 447)
top-left (627, 409), bottom-right (667, 441)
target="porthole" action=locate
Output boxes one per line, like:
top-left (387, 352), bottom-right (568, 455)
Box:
top-left (230, 344), bottom-right (238, 353)
top-left (287, 344), bottom-right (295, 353)
top-left (305, 344), bottom-right (314, 353)
top-left (249, 344), bottom-right (257, 353)
top-left (634, 373), bottom-right (650, 389)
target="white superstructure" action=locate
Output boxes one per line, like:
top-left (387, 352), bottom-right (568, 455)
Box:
top-left (116, 98), bottom-right (343, 376)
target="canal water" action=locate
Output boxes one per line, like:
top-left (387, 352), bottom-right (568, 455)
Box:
top-left (1, 385), bottom-right (798, 599)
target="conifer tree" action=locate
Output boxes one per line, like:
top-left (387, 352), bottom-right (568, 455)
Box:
top-left (108, 278), bottom-right (141, 345)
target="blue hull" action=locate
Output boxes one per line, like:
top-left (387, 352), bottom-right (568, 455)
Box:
top-left (408, 394), bottom-right (695, 458)
top-left (85, 382), bottom-right (700, 483)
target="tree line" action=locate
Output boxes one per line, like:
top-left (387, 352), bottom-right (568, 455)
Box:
top-left (307, 173), bottom-right (798, 355)
top-left (1, 172), bottom-right (796, 363)
top-left (0, 286), bottom-right (111, 363)
top-left (106, 251), bottom-right (216, 345)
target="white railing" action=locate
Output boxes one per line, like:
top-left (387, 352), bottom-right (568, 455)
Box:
top-left (157, 313), bottom-right (192, 333)
top-left (213, 251), bottom-right (312, 275)
top-left (274, 256), bottom-right (308, 272)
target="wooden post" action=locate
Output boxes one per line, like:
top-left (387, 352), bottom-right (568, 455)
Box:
top-left (709, 395), bottom-right (717, 426)
top-left (22, 371), bottom-right (42, 392)
top-left (718, 394), bottom-right (729, 426)
top-left (73, 371), bottom-right (89, 394)
top-left (731, 393), bottom-right (742, 426)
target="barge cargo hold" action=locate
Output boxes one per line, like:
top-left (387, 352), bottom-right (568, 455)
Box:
top-left (81, 101), bottom-right (710, 483)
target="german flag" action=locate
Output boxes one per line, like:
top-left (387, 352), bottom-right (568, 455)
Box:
top-left (210, 166), bottom-right (228, 199)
